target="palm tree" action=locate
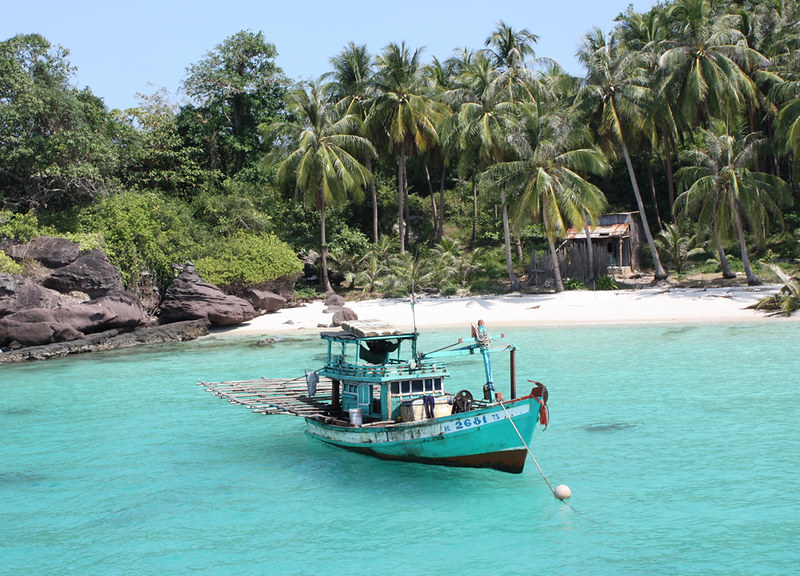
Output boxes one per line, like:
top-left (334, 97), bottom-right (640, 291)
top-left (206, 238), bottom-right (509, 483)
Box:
top-left (675, 121), bottom-right (791, 285)
top-left (422, 56), bottom-right (457, 243)
top-left (616, 6), bottom-right (681, 212)
top-left (484, 100), bottom-right (609, 292)
top-left (371, 42), bottom-right (442, 252)
top-left (577, 28), bottom-right (669, 280)
top-left (271, 81), bottom-right (375, 293)
top-left (773, 82), bottom-right (800, 180)
top-left (444, 52), bottom-right (523, 287)
top-left (482, 21), bottom-right (543, 103)
top-left (659, 0), bottom-right (768, 128)
top-left (326, 43), bottom-right (381, 243)
top-left (483, 21), bottom-right (539, 70)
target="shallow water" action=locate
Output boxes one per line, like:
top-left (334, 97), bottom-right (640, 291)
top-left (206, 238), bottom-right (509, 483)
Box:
top-left (1, 322), bottom-right (798, 575)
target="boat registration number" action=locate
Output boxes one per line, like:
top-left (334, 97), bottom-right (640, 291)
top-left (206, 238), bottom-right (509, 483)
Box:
top-left (443, 413), bottom-right (502, 433)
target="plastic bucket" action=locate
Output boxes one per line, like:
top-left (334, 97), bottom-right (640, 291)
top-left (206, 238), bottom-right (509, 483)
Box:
top-left (348, 408), bottom-right (363, 425)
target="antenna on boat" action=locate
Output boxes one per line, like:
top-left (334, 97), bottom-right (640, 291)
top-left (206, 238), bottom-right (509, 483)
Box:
top-left (411, 279), bottom-right (417, 333)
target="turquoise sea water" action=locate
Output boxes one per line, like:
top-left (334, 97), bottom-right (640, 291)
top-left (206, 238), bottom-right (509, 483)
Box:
top-left (1, 322), bottom-right (798, 576)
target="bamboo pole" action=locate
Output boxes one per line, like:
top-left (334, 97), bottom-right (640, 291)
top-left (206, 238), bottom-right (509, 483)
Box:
top-left (510, 347), bottom-right (517, 399)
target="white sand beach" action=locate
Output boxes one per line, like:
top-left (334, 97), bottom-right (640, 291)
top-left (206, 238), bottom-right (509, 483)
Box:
top-left (215, 284), bottom-right (797, 336)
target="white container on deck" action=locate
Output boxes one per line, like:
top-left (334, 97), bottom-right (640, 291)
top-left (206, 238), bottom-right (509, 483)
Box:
top-left (348, 408), bottom-right (363, 425)
top-left (400, 396), bottom-right (453, 422)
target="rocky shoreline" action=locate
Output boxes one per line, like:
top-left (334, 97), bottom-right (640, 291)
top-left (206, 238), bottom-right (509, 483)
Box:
top-left (0, 319), bottom-right (211, 364)
top-left (1, 235), bottom-right (362, 362)
top-left (0, 235), bottom-right (288, 359)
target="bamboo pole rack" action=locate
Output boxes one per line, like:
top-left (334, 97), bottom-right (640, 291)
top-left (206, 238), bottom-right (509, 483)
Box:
top-left (198, 376), bottom-right (334, 417)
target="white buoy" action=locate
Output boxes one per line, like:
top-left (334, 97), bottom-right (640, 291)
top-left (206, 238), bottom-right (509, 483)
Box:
top-left (553, 484), bottom-right (572, 500)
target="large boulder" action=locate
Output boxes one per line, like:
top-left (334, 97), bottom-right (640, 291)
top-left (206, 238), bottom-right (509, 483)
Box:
top-left (159, 264), bottom-right (257, 326)
top-left (43, 250), bottom-right (124, 297)
top-left (331, 307), bottom-right (358, 326)
top-left (324, 293), bottom-right (346, 308)
top-left (242, 288), bottom-right (286, 313)
top-left (50, 291), bottom-right (152, 333)
top-left (0, 273), bottom-right (62, 317)
top-left (5, 236), bottom-right (80, 268)
top-left (0, 308), bottom-right (84, 347)
top-left (0, 291), bottom-right (151, 348)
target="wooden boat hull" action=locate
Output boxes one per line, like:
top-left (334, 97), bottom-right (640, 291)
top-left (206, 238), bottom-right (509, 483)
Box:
top-left (305, 395), bottom-right (539, 474)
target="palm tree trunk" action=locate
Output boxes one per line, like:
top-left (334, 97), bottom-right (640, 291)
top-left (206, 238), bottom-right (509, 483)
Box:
top-left (663, 127), bottom-right (676, 211)
top-left (437, 168), bottom-right (446, 243)
top-left (403, 165), bottom-right (411, 249)
top-left (620, 139), bottom-right (668, 280)
top-left (583, 222), bottom-right (595, 282)
top-left (424, 162), bottom-right (438, 239)
top-left (733, 203), bottom-right (760, 285)
top-left (547, 235), bottom-right (564, 292)
top-left (398, 147), bottom-right (406, 253)
top-left (367, 157), bottom-right (378, 243)
top-left (645, 152), bottom-right (663, 231)
top-left (716, 243), bottom-right (736, 279)
top-left (471, 170), bottom-right (478, 245)
top-left (711, 208), bottom-right (736, 279)
top-left (320, 198), bottom-right (333, 294)
top-left (501, 189), bottom-right (520, 290)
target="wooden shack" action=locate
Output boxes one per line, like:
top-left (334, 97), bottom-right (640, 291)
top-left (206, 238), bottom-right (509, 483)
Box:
top-left (562, 212), bottom-right (642, 281)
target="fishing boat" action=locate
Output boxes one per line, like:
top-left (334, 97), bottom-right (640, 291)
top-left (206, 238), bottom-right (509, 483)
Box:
top-left (199, 319), bottom-right (549, 474)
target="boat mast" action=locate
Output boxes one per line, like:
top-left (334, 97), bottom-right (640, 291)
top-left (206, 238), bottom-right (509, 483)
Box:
top-left (475, 320), bottom-right (495, 401)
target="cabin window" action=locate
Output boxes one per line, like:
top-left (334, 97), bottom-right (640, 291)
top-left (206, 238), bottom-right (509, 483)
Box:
top-left (390, 382), bottom-right (399, 394)
top-left (401, 381), bottom-right (411, 394)
top-left (411, 380), bottom-right (423, 393)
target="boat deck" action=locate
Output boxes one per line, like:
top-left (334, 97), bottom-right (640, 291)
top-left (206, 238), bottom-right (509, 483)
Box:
top-left (198, 377), bottom-right (334, 417)
top-left (199, 377), bottom-right (496, 423)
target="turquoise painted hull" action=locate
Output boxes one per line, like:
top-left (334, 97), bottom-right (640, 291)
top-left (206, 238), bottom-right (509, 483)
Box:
top-left (305, 394), bottom-right (539, 474)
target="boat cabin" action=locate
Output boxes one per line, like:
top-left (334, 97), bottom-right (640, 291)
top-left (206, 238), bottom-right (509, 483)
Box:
top-left (318, 321), bottom-right (450, 423)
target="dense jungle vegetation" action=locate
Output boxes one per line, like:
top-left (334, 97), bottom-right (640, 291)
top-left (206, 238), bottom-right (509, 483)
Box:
top-left (2, 0), bottom-right (800, 300)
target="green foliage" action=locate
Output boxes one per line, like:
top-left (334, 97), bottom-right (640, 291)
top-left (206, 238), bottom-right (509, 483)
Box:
top-left (753, 264), bottom-right (800, 317)
top-left (0, 34), bottom-right (121, 209)
top-left (0, 251), bottom-right (23, 274)
top-left (182, 30), bottom-right (286, 177)
top-left (0, 210), bottom-right (52, 241)
top-left (656, 223), bottom-right (693, 273)
top-left (293, 285), bottom-right (320, 300)
top-left (441, 283), bottom-right (459, 296)
top-left (327, 244), bottom-right (368, 290)
top-left (328, 227), bottom-right (370, 255)
top-left (594, 275), bottom-right (618, 290)
top-left (563, 278), bottom-right (585, 290)
top-left (63, 231), bottom-right (105, 252)
top-left (194, 231), bottom-right (302, 287)
top-left (191, 179), bottom-right (273, 236)
top-left (427, 244), bottom-right (459, 292)
top-left (114, 90), bottom-right (217, 198)
top-left (78, 191), bottom-right (201, 289)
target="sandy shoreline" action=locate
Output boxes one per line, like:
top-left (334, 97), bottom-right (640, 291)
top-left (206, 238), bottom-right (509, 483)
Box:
top-left (212, 284), bottom-right (797, 336)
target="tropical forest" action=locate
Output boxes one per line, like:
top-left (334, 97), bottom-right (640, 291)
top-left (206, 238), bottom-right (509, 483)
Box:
top-left (2, 0), bottom-right (800, 307)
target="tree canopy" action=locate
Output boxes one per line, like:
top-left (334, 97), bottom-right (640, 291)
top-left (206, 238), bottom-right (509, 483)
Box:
top-left (2, 0), bottom-right (800, 295)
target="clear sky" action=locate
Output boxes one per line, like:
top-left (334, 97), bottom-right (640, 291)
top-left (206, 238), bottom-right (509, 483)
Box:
top-left (3, 0), bottom-right (656, 111)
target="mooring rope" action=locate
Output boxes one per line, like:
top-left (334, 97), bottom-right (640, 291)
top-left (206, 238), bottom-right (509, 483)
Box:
top-left (498, 400), bottom-right (577, 510)
top-left (498, 400), bottom-right (556, 493)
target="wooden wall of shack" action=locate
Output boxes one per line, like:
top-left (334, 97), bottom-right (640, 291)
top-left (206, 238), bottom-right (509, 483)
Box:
top-left (525, 213), bottom-right (644, 287)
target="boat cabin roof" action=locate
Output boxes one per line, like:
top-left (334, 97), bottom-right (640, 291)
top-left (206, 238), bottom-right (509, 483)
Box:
top-left (319, 320), bottom-right (424, 370)
top-left (320, 320), bottom-right (416, 344)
